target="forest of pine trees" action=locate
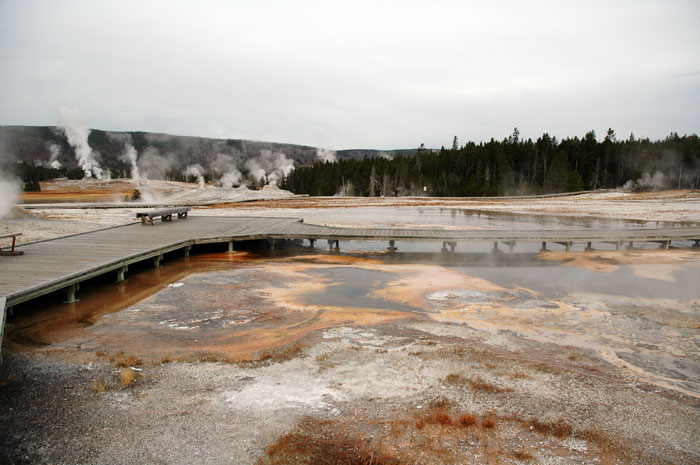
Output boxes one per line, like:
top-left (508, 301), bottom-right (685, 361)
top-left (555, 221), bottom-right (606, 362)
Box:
top-left (283, 129), bottom-right (700, 197)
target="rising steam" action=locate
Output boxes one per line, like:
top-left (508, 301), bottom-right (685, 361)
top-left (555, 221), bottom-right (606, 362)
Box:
top-left (316, 148), bottom-right (337, 163)
top-left (107, 132), bottom-right (140, 180)
top-left (244, 150), bottom-right (294, 186)
top-left (623, 171), bottom-right (665, 192)
top-left (184, 164), bottom-right (205, 188)
top-left (138, 147), bottom-right (173, 180)
top-left (213, 153), bottom-right (244, 187)
top-left (46, 143), bottom-right (62, 169)
top-left (0, 175), bottom-right (19, 219)
top-left (58, 107), bottom-right (108, 179)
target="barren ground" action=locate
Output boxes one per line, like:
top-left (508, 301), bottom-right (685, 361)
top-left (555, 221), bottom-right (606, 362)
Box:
top-left (1, 184), bottom-right (699, 464)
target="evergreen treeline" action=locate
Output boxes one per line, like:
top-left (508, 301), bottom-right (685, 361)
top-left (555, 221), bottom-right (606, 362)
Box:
top-left (283, 129), bottom-right (700, 196)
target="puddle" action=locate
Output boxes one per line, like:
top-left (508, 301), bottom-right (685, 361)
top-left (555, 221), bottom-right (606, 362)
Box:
top-left (300, 267), bottom-right (421, 312)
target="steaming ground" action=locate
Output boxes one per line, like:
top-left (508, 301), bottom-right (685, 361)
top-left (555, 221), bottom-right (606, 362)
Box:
top-left (2, 181), bottom-right (699, 245)
top-left (1, 185), bottom-right (700, 464)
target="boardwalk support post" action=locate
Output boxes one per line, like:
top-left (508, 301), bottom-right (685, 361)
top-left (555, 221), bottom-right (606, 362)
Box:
top-left (627, 241), bottom-right (634, 250)
top-left (335, 240), bottom-right (340, 251)
top-left (585, 242), bottom-right (593, 252)
top-left (116, 265), bottom-right (128, 283)
top-left (153, 254), bottom-right (163, 268)
top-left (64, 283), bottom-right (79, 304)
top-left (309, 239), bottom-right (315, 250)
top-left (541, 241), bottom-right (547, 252)
top-left (556, 242), bottom-right (572, 252)
top-left (388, 240), bottom-right (396, 253)
top-left (269, 239), bottom-right (275, 251)
top-left (183, 245), bottom-right (191, 257)
top-left (493, 242), bottom-right (499, 252)
top-left (694, 239), bottom-right (700, 249)
top-left (228, 241), bottom-right (234, 253)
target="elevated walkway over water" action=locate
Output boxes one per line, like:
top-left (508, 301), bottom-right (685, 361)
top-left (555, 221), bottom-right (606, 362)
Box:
top-left (2, 215), bottom-right (700, 355)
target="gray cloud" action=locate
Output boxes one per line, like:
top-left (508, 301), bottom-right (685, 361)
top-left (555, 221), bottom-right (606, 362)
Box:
top-left (1, 0), bottom-right (698, 149)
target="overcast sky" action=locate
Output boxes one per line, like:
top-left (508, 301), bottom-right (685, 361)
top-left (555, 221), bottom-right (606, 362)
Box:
top-left (1, 0), bottom-right (698, 149)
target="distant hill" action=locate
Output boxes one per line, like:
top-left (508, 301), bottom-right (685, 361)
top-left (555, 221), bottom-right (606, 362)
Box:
top-left (0, 125), bottom-right (418, 185)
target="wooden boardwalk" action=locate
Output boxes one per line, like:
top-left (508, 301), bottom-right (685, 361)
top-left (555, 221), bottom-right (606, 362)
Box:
top-left (1, 215), bottom-right (700, 352)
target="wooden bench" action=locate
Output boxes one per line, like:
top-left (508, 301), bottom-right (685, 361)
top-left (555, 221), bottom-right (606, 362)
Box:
top-left (136, 207), bottom-right (191, 226)
top-left (0, 233), bottom-right (23, 256)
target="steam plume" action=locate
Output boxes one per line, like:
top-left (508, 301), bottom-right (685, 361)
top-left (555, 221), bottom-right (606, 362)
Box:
top-left (316, 148), bottom-right (337, 163)
top-left (213, 153), bottom-right (244, 187)
top-left (623, 171), bottom-right (665, 191)
top-left (58, 107), bottom-right (108, 179)
top-left (108, 132), bottom-right (140, 180)
top-left (123, 144), bottom-right (140, 180)
top-left (0, 180), bottom-right (18, 219)
top-left (184, 164), bottom-right (205, 188)
top-left (47, 143), bottom-right (62, 169)
top-left (138, 147), bottom-right (173, 180)
top-left (245, 150), bottom-right (294, 186)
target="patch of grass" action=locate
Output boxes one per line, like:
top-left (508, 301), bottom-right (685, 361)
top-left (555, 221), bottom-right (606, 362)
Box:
top-left (444, 373), bottom-right (466, 385)
top-left (526, 418), bottom-right (572, 438)
top-left (110, 352), bottom-right (143, 368)
top-left (512, 449), bottom-right (534, 461)
top-left (261, 418), bottom-right (402, 465)
top-left (458, 414), bottom-right (477, 427)
top-left (481, 415), bottom-right (497, 430)
top-left (468, 376), bottom-right (513, 394)
top-left (427, 411), bottom-right (453, 426)
top-left (91, 378), bottom-right (106, 393)
top-left (198, 352), bottom-right (220, 363)
top-left (119, 368), bottom-right (135, 388)
top-left (257, 344), bottom-right (304, 364)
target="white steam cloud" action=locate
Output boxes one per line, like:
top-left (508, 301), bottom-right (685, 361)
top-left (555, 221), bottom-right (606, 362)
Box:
top-left (138, 147), bottom-right (173, 180)
top-left (623, 171), bottom-right (665, 191)
top-left (184, 164), bottom-right (205, 188)
top-left (47, 143), bottom-right (62, 169)
top-left (213, 153), bottom-right (244, 188)
top-left (123, 144), bottom-right (140, 180)
top-left (244, 150), bottom-right (294, 186)
top-left (316, 148), bottom-right (337, 163)
top-left (108, 132), bottom-right (141, 180)
top-left (0, 177), bottom-right (19, 219)
top-left (58, 107), bottom-right (108, 179)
